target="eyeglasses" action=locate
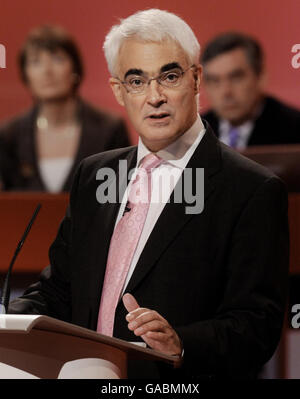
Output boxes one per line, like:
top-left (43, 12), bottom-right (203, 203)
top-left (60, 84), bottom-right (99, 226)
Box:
top-left (116, 65), bottom-right (196, 94)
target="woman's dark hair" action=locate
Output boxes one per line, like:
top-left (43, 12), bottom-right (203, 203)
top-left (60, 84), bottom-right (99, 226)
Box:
top-left (18, 25), bottom-right (84, 90)
top-left (201, 32), bottom-right (263, 76)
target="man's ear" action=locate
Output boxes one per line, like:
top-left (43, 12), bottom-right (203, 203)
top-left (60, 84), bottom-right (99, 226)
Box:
top-left (193, 64), bottom-right (202, 95)
top-left (109, 78), bottom-right (125, 107)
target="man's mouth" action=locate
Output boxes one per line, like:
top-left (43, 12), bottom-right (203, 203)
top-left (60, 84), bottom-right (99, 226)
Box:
top-left (223, 102), bottom-right (238, 110)
top-left (147, 112), bottom-right (170, 119)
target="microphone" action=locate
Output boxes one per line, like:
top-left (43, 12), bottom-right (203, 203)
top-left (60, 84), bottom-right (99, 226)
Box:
top-left (0, 204), bottom-right (42, 314)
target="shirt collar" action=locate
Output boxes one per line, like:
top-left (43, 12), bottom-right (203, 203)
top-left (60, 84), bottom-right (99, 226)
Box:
top-left (220, 118), bottom-right (254, 136)
top-left (137, 115), bottom-right (205, 169)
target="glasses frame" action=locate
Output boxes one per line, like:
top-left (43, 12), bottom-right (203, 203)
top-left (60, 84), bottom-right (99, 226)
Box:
top-left (116, 64), bottom-right (196, 94)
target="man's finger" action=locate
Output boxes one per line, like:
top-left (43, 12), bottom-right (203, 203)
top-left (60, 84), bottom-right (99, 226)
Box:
top-left (122, 293), bottom-right (140, 313)
top-left (131, 320), bottom-right (166, 336)
top-left (127, 310), bottom-right (155, 329)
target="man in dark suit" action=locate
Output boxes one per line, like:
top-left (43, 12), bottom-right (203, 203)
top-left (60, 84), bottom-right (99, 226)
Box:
top-left (8, 9), bottom-right (289, 379)
top-left (201, 32), bottom-right (300, 148)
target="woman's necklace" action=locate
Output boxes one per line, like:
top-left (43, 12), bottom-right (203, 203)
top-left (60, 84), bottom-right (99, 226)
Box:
top-left (36, 115), bottom-right (78, 138)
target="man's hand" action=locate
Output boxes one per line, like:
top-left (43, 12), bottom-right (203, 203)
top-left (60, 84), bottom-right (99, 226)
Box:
top-left (122, 293), bottom-right (182, 356)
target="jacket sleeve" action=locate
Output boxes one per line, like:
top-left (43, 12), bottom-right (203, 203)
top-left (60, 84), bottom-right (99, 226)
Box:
top-left (175, 176), bottom-right (289, 378)
top-left (0, 120), bottom-right (18, 190)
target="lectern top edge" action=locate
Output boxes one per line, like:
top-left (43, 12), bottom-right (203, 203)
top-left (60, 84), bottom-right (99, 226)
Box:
top-left (0, 314), bottom-right (181, 367)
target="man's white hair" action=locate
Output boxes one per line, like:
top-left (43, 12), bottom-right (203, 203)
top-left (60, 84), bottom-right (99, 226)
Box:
top-left (103, 9), bottom-right (200, 76)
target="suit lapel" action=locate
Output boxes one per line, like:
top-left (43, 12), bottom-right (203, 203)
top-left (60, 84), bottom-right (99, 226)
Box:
top-left (63, 99), bottom-right (88, 190)
top-left (125, 124), bottom-right (222, 294)
top-left (19, 106), bottom-right (46, 189)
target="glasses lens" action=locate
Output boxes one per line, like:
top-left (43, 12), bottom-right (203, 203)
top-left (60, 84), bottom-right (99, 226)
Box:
top-left (123, 67), bottom-right (189, 93)
top-left (159, 69), bottom-right (183, 88)
top-left (125, 76), bottom-right (146, 93)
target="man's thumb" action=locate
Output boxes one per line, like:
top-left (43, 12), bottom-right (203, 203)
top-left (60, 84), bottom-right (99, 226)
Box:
top-left (122, 293), bottom-right (140, 313)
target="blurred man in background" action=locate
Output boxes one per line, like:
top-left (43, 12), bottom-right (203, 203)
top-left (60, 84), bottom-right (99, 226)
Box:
top-left (201, 32), bottom-right (300, 149)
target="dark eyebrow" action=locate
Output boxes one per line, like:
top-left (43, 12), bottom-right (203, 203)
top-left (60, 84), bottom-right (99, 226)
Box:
top-left (160, 62), bottom-right (183, 73)
top-left (124, 63), bottom-right (183, 79)
top-left (124, 69), bottom-right (144, 79)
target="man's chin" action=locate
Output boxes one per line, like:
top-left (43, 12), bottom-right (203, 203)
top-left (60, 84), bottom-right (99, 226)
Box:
top-left (220, 110), bottom-right (247, 125)
top-left (141, 132), bottom-right (178, 151)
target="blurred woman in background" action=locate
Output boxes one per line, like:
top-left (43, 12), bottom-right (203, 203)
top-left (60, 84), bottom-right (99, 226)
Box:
top-left (0, 25), bottom-right (130, 192)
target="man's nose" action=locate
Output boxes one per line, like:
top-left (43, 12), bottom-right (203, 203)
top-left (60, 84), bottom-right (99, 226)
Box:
top-left (146, 80), bottom-right (167, 107)
top-left (220, 79), bottom-right (234, 98)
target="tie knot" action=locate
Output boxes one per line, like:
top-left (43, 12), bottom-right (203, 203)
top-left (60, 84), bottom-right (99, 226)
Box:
top-left (139, 153), bottom-right (163, 172)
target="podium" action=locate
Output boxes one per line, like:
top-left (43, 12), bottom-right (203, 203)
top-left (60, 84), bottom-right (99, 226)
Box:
top-left (0, 315), bottom-right (180, 379)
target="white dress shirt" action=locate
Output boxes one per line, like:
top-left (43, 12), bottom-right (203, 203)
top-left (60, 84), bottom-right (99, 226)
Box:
top-left (114, 115), bottom-right (206, 295)
top-left (218, 101), bottom-right (265, 150)
top-left (219, 119), bottom-right (254, 150)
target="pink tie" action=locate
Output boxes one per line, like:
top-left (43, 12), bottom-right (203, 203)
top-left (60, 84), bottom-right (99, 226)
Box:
top-left (97, 153), bottom-right (163, 336)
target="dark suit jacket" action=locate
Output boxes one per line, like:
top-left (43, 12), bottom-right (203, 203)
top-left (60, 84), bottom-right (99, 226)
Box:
top-left (0, 98), bottom-right (130, 191)
top-left (202, 95), bottom-right (300, 146)
top-left (8, 122), bottom-right (289, 378)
